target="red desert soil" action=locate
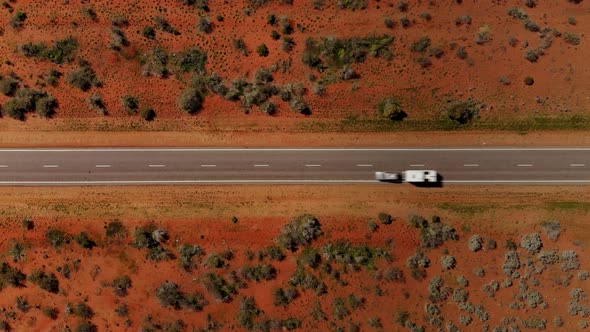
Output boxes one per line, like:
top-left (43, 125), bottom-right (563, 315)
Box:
top-left (0, 0), bottom-right (586, 132)
top-left (0, 185), bottom-right (588, 330)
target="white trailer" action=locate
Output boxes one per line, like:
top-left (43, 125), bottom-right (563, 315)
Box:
top-left (403, 170), bottom-right (438, 183)
top-left (374, 171), bottom-right (402, 182)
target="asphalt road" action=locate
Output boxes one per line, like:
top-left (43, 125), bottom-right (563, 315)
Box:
top-left (0, 147), bottom-right (590, 185)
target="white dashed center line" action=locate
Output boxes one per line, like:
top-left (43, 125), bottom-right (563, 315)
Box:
top-left (356, 164), bottom-right (373, 167)
top-left (517, 164), bottom-right (533, 167)
top-left (254, 164), bottom-right (269, 167)
top-left (570, 164), bottom-right (585, 167)
top-left (201, 164), bottom-right (217, 167)
top-left (148, 164), bottom-right (166, 168)
top-left (305, 164), bottom-right (322, 167)
top-left (463, 164), bottom-right (479, 167)
top-left (43, 165), bottom-right (59, 168)
top-left (410, 164), bottom-right (425, 167)
top-left (0, 165), bottom-right (7, 168)
top-left (95, 165), bottom-right (111, 168)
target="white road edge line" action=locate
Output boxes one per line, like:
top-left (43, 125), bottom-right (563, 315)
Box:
top-left (0, 180), bottom-right (378, 184)
top-left (43, 165), bottom-right (59, 168)
top-left (95, 165), bottom-right (111, 168)
top-left (356, 164), bottom-right (373, 167)
top-left (570, 164), bottom-right (585, 167)
top-left (517, 164), bottom-right (533, 167)
top-left (445, 180), bottom-right (590, 183)
top-left (463, 164), bottom-right (479, 167)
top-left (201, 165), bottom-right (217, 167)
top-left (305, 164), bottom-right (322, 167)
top-left (148, 165), bottom-right (165, 168)
top-left (254, 164), bottom-right (269, 167)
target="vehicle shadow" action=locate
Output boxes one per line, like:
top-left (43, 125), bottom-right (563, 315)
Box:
top-left (409, 173), bottom-right (444, 188)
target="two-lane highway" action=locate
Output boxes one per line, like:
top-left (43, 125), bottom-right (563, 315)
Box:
top-left (0, 147), bottom-right (589, 185)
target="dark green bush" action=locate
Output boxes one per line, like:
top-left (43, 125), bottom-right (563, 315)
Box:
top-left (175, 47), bottom-right (207, 73)
top-left (377, 97), bottom-right (407, 121)
top-left (9, 11), bottom-right (26, 29)
top-left (411, 37), bottom-right (431, 53)
top-left (140, 107), bottom-right (156, 121)
top-left (46, 228), bottom-right (69, 248)
top-left (19, 36), bottom-right (78, 64)
top-left (446, 101), bottom-right (479, 125)
top-left (142, 26), bottom-right (156, 39)
top-left (154, 15), bottom-right (178, 34)
top-left (564, 32), bottom-right (580, 45)
top-left (240, 264), bottom-right (277, 282)
top-left (277, 214), bottom-right (322, 252)
top-left (28, 270), bottom-right (59, 293)
top-left (257, 44), bottom-right (269, 57)
top-left (524, 76), bottom-right (535, 85)
top-left (202, 273), bottom-right (237, 303)
top-left (198, 16), bottom-right (213, 33)
top-left (42, 306), bottom-right (58, 320)
top-left (178, 87), bottom-right (204, 114)
top-left (75, 232), bottom-right (96, 249)
top-left (66, 62), bottom-right (101, 91)
top-left (0, 76), bottom-right (18, 96)
top-left (178, 244), bottom-right (204, 271)
top-left (105, 220), bottom-right (127, 238)
top-left (74, 302), bottom-right (94, 319)
top-left (121, 95), bottom-right (139, 114)
top-left (0, 262), bottom-right (26, 288)
top-left (236, 297), bottom-right (263, 329)
top-left (112, 276), bottom-right (132, 296)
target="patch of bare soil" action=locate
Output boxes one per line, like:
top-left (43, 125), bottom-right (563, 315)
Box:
top-left (0, 185), bottom-right (587, 330)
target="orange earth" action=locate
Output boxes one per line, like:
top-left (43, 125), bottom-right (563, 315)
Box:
top-left (0, 0), bottom-right (586, 128)
top-left (0, 185), bottom-right (587, 331)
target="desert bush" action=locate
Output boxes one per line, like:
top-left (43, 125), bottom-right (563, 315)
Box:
top-left (523, 19), bottom-right (540, 32)
top-left (0, 262), bottom-right (26, 288)
top-left (112, 276), bottom-right (132, 297)
top-left (73, 302), bottom-right (93, 319)
top-left (28, 270), bottom-right (59, 293)
top-left (484, 238), bottom-right (497, 250)
top-left (203, 273), bottom-right (236, 303)
top-left (526, 290), bottom-right (544, 308)
top-left (502, 251), bottom-right (521, 276)
top-left (571, 288), bottom-right (585, 301)
top-left (75, 232), bottom-right (96, 249)
top-left (540, 220), bottom-right (560, 241)
top-left (499, 76), bottom-right (511, 85)
top-left (332, 297), bottom-right (349, 320)
top-left (502, 278), bottom-right (513, 288)
top-left (411, 37), bottom-right (431, 53)
top-left (105, 220), bottom-right (126, 238)
top-left (66, 61), bottom-right (101, 91)
top-left (564, 32), bottom-right (581, 45)
top-left (82, 7), bottom-right (97, 21)
top-left (277, 214), bottom-right (322, 252)
top-left (429, 46), bottom-right (444, 58)
top-left (176, 47), bottom-right (207, 73)
top-left (377, 97), bottom-right (407, 121)
top-left (446, 100), bottom-right (479, 125)
top-left (561, 250), bottom-right (580, 271)
top-left (299, 247), bottom-right (322, 268)
top-left (8, 241), bottom-right (25, 263)
top-left (178, 244), bottom-right (204, 270)
top-left (9, 11), bottom-right (26, 29)
top-left (337, 0), bottom-right (367, 10)
top-left (378, 212), bottom-right (393, 225)
top-left (139, 107), bottom-right (156, 121)
top-left (455, 15), bottom-right (472, 26)
top-left (236, 296), bottom-right (263, 329)
top-left (0, 76), bottom-right (18, 96)
top-left (43, 306), bottom-right (58, 320)
top-left (241, 264), bottom-right (277, 282)
top-left (473, 267), bottom-right (485, 277)
top-left (523, 316), bottom-right (546, 329)
top-left (74, 321), bottom-right (97, 332)
top-left (456, 46), bottom-right (468, 59)
top-left (468, 235), bottom-right (483, 252)
top-left (35, 96), bottom-right (57, 118)
top-left (178, 87), bottom-right (204, 114)
top-left (407, 251), bottom-right (430, 270)
top-left (257, 44), bottom-right (269, 57)
top-left (233, 38), bottom-right (249, 56)
top-left (111, 14), bottom-right (128, 27)
top-left (440, 255), bottom-right (456, 270)
top-left (322, 240), bottom-right (389, 270)
top-left (384, 267), bottom-right (405, 282)
top-left (458, 301), bottom-right (475, 313)
top-left (457, 275), bottom-right (469, 287)
top-left (425, 303), bottom-right (440, 316)
top-left (384, 16), bottom-right (394, 28)
top-left (508, 7), bottom-right (527, 20)
top-left (475, 26), bottom-right (492, 44)
top-left (524, 48), bottom-right (543, 62)
top-left (520, 233), bottom-right (543, 254)
top-left (110, 27), bottom-right (128, 50)
top-left (154, 15), bottom-right (178, 34)
top-left (121, 95), bottom-right (138, 114)
top-left (524, 76), bottom-right (535, 86)
top-left (400, 15), bottom-right (410, 28)
top-left (459, 315), bottom-right (473, 326)
top-left (264, 245), bottom-right (285, 261)
top-left (46, 228), bottom-right (69, 248)
top-left (578, 271), bottom-right (589, 281)
top-left (474, 304), bottom-right (489, 322)
top-left (198, 16), bottom-right (213, 33)
top-left (15, 296), bottom-right (29, 312)
top-left (156, 281), bottom-right (208, 311)
top-left (537, 250), bottom-right (558, 265)
top-left (428, 276), bottom-right (449, 302)
top-left (142, 26), bottom-right (156, 39)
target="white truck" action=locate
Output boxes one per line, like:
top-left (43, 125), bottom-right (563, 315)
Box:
top-left (375, 170), bottom-right (438, 183)
top-left (402, 170), bottom-right (438, 183)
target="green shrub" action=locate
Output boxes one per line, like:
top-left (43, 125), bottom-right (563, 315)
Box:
top-left (411, 37), bottom-right (431, 53)
top-left (178, 88), bottom-right (204, 114)
top-left (9, 11), bottom-right (26, 29)
top-left (377, 97), bottom-right (407, 121)
top-left (140, 107), bottom-right (156, 121)
top-left (42, 306), bottom-right (58, 320)
top-left (74, 302), bottom-right (93, 319)
top-left (564, 32), bottom-right (580, 45)
top-left (66, 62), bottom-right (101, 91)
top-left (154, 15), bottom-right (178, 34)
top-left (233, 38), bottom-right (249, 56)
top-left (257, 44), bottom-right (269, 57)
top-left (236, 297), bottom-right (263, 329)
top-left (198, 16), bottom-right (213, 33)
top-left (456, 46), bottom-right (468, 59)
top-left (75, 232), bottom-right (96, 249)
top-left (240, 264), bottom-right (277, 282)
top-left (28, 270), bottom-right (59, 293)
top-left (417, 57), bottom-right (431, 68)
top-left (337, 0), bottom-right (367, 10)
top-left (202, 273), bottom-right (237, 303)
top-left (446, 100), bottom-right (479, 125)
top-left (277, 214), bottom-right (322, 252)
top-left (46, 228), bottom-right (69, 248)
top-left (524, 76), bottom-right (535, 85)
top-left (110, 27), bottom-right (128, 50)
top-left (82, 7), bottom-right (97, 21)
top-left (105, 220), bottom-right (127, 238)
top-left (0, 262), bottom-right (26, 288)
top-left (35, 96), bottom-right (57, 118)
top-left (19, 36), bottom-right (78, 64)
top-left (271, 30), bottom-right (280, 40)
top-left (175, 47), bottom-right (207, 73)
top-left (142, 26), bottom-right (156, 39)
top-left (0, 76), bottom-right (18, 96)
top-left (121, 95), bottom-right (139, 114)
top-left (178, 244), bottom-right (204, 271)
top-left (112, 276), bottom-right (132, 296)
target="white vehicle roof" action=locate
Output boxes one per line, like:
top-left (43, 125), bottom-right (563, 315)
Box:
top-left (404, 170), bottom-right (438, 182)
